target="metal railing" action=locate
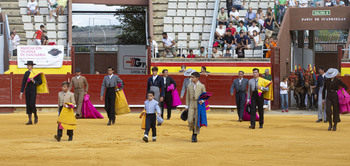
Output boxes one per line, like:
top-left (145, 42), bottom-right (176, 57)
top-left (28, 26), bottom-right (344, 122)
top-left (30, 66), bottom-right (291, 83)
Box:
top-left (5, 15), bottom-right (12, 57)
top-left (207, 0), bottom-right (220, 58)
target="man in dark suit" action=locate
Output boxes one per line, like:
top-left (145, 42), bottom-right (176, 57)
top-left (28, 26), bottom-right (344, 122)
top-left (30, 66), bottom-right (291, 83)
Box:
top-left (20, 61), bottom-right (42, 125)
top-left (315, 66), bottom-right (327, 123)
top-left (160, 69), bottom-right (177, 121)
top-left (230, 71), bottom-right (249, 122)
top-left (322, 68), bottom-right (348, 131)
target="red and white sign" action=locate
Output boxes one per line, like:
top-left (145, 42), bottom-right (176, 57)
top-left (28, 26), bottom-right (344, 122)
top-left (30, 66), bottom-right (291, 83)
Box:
top-left (17, 45), bottom-right (64, 68)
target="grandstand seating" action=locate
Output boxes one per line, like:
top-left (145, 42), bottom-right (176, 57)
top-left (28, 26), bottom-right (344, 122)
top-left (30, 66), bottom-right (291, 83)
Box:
top-left (0, 0), bottom-right (68, 47)
top-left (153, 0), bottom-right (277, 55)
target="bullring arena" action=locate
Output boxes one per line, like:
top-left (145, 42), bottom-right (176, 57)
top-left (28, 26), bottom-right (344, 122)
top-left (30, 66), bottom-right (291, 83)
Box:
top-left (1, 0), bottom-right (350, 165)
top-left (1, 112), bottom-right (350, 165)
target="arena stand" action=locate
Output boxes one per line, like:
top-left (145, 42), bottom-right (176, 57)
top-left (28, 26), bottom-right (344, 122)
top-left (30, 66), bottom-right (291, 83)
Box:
top-left (153, 0), bottom-right (276, 57)
top-left (0, 0), bottom-right (68, 47)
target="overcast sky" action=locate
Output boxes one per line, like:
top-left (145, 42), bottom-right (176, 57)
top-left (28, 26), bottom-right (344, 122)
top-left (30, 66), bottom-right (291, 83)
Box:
top-left (72, 3), bottom-right (121, 27)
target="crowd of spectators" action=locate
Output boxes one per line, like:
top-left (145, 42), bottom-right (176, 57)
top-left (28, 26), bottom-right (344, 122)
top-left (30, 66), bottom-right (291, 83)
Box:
top-left (154, 0), bottom-right (349, 59)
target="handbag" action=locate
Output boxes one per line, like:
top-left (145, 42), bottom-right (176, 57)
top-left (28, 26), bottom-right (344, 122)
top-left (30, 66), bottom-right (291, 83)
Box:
top-left (180, 109), bottom-right (188, 121)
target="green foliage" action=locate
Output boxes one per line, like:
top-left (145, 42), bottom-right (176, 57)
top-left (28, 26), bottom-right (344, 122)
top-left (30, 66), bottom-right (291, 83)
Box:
top-left (115, 6), bottom-right (146, 45)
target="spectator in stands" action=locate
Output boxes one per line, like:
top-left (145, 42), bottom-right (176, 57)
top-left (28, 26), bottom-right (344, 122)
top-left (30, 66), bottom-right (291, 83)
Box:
top-left (263, 69), bottom-right (272, 81)
top-left (213, 36), bottom-right (224, 48)
top-left (200, 66), bottom-right (210, 76)
top-left (229, 7), bottom-right (240, 25)
top-left (263, 38), bottom-right (270, 58)
top-left (187, 50), bottom-right (196, 58)
top-left (11, 29), bottom-right (21, 44)
top-left (237, 21), bottom-right (247, 35)
top-left (232, 0), bottom-right (246, 11)
top-left (27, 0), bottom-right (39, 15)
top-left (226, 0), bottom-right (233, 18)
top-left (162, 32), bottom-right (176, 57)
top-left (226, 22), bottom-right (237, 36)
top-left (41, 30), bottom-right (49, 45)
top-left (48, 0), bottom-right (58, 22)
top-left (223, 30), bottom-right (236, 55)
top-left (244, 7), bottom-right (256, 27)
top-left (196, 47), bottom-right (208, 58)
top-left (224, 49), bottom-right (232, 58)
top-left (217, 7), bottom-right (229, 27)
top-left (236, 31), bottom-right (248, 58)
top-left (32, 25), bottom-right (45, 45)
top-left (299, 0), bottom-right (309, 7)
top-left (176, 49), bottom-right (186, 58)
top-left (324, 0), bottom-right (333, 6)
top-left (179, 65), bottom-right (186, 73)
top-left (212, 47), bottom-right (223, 58)
top-left (252, 30), bottom-right (262, 48)
top-left (267, 7), bottom-right (276, 20)
top-left (256, 8), bottom-right (265, 28)
top-left (216, 22), bottom-right (226, 39)
top-left (55, 0), bottom-right (68, 16)
top-left (147, 36), bottom-right (159, 57)
top-left (264, 13), bottom-right (275, 38)
top-left (288, 0), bottom-right (299, 7)
top-left (248, 20), bottom-right (260, 38)
top-left (278, 0), bottom-right (288, 24)
top-left (333, 0), bottom-right (346, 6)
top-left (10, 32), bottom-right (19, 56)
top-left (270, 37), bottom-right (277, 48)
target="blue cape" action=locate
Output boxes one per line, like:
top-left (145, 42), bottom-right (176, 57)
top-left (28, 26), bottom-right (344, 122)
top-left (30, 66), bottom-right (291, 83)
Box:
top-left (197, 92), bottom-right (212, 128)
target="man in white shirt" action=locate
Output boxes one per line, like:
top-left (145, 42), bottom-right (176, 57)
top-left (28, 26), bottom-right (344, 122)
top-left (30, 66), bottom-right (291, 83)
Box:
top-left (248, 21), bottom-right (260, 38)
top-left (27, 0), bottom-right (39, 15)
top-left (162, 32), bottom-right (176, 58)
top-left (148, 36), bottom-right (159, 58)
top-left (230, 7), bottom-right (240, 25)
top-left (215, 22), bottom-right (226, 38)
top-left (212, 47), bottom-right (223, 58)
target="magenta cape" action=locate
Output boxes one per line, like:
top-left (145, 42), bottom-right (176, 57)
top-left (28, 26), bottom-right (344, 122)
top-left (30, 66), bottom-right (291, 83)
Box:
top-left (81, 95), bottom-right (104, 119)
top-left (164, 84), bottom-right (182, 108)
top-left (242, 100), bottom-right (259, 121)
top-left (338, 88), bottom-right (350, 114)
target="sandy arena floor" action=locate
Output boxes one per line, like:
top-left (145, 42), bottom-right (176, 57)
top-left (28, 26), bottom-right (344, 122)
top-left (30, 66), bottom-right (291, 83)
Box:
top-left (0, 112), bottom-right (349, 166)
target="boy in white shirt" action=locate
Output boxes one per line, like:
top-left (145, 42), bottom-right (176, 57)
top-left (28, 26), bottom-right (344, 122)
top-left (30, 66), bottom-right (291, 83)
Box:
top-left (27, 0), bottom-right (39, 15)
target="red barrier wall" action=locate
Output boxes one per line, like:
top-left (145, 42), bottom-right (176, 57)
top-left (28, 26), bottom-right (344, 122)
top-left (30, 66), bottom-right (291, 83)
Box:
top-left (5, 74), bottom-right (350, 107)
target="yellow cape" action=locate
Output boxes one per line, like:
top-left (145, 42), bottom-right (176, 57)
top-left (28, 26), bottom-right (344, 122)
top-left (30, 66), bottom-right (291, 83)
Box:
top-left (258, 77), bottom-right (274, 101)
top-left (57, 103), bottom-right (77, 130)
top-left (29, 70), bottom-right (49, 94)
top-left (115, 89), bottom-right (131, 115)
top-left (139, 110), bottom-right (146, 130)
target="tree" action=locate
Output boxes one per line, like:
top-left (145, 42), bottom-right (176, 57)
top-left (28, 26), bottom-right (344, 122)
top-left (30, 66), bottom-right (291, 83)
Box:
top-left (115, 6), bottom-right (146, 45)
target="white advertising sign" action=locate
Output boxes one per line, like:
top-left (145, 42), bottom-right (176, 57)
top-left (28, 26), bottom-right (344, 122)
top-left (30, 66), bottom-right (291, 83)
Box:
top-left (117, 45), bottom-right (146, 74)
top-left (17, 45), bottom-right (64, 68)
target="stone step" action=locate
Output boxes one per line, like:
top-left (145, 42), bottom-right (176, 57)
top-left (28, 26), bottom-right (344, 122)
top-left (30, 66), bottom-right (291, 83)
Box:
top-left (8, 16), bottom-right (22, 24)
top-left (9, 24), bottom-right (24, 31)
top-left (0, 8), bottom-right (20, 15)
top-left (0, 2), bottom-right (18, 9)
top-left (0, 0), bottom-right (20, 2)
